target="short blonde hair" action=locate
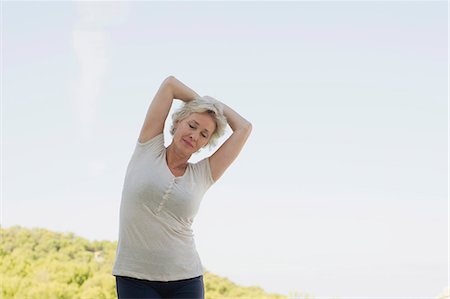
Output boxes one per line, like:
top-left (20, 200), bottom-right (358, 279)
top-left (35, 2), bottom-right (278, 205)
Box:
top-left (170, 96), bottom-right (227, 149)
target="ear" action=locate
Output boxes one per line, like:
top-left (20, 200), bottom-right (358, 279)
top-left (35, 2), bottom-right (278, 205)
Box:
top-left (174, 119), bottom-right (180, 130)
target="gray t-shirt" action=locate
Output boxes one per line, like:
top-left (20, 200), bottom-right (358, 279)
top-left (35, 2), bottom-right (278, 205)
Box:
top-left (112, 133), bottom-right (215, 281)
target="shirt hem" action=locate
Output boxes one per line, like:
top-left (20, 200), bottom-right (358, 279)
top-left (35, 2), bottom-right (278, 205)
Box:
top-left (112, 268), bottom-right (204, 282)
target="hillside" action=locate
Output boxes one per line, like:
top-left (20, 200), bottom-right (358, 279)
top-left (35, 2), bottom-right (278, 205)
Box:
top-left (0, 226), bottom-right (288, 299)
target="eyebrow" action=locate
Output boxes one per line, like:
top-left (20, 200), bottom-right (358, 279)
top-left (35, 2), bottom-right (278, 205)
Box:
top-left (190, 120), bottom-right (210, 133)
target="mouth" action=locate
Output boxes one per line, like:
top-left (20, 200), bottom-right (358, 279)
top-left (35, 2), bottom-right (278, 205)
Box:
top-left (182, 139), bottom-right (194, 148)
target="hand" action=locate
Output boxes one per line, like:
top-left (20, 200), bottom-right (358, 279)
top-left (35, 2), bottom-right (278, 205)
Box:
top-left (202, 95), bottom-right (224, 113)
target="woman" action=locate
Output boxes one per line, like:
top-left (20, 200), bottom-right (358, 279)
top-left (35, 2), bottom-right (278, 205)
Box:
top-left (112, 75), bottom-right (252, 299)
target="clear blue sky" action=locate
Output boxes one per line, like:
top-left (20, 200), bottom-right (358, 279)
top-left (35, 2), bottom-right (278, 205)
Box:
top-left (2, 1), bottom-right (448, 298)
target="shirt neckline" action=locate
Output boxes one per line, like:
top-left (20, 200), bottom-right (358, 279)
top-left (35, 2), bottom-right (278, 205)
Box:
top-left (163, 149), bottom-right (190, 179)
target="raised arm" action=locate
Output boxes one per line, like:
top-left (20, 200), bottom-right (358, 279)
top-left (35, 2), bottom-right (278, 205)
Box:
top-left (138, 76), bottom-right (200, 143)
top-left (209, 100), bottom-right (252, 182)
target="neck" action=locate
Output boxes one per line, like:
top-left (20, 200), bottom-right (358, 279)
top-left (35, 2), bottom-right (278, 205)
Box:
top-left (166, 144), bottom-right (190, 170)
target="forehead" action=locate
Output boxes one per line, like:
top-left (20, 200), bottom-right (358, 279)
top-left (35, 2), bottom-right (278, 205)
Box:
top-left (186, 112), bottom-right (216, 130)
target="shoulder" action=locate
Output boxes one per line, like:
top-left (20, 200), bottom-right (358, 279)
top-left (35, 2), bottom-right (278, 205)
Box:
top-left (135, 132), bottom-right (165, 155)
top-left (191, 157), bottom-right (215, 186)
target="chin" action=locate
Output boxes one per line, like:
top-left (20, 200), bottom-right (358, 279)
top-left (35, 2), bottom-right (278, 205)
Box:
top-left (177, 141), bottom-right (195, 155)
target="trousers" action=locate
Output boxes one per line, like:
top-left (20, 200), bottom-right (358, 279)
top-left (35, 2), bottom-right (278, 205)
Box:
top-left (115, 275), bottom-right (204, 299)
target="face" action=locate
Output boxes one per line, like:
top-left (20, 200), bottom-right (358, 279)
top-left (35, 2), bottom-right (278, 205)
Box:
top-left (173, 112), bottom-right (216, 155)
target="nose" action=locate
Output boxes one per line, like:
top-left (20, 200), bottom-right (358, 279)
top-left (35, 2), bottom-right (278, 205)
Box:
top-left (189, 132), bottom-right (199, 142)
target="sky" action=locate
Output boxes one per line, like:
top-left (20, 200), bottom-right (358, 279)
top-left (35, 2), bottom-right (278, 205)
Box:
top-left (2, 1), bottom-right (448, 298)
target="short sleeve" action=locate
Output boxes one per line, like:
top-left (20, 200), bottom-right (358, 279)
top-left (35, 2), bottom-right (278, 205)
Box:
top-left (192, 157), bottom-right (215, 190)
top-left (134, 133), bottom-right (165, 156)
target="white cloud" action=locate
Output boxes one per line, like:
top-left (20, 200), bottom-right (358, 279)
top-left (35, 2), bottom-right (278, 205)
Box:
top-left (72, 2), bottom-right (129, 142)
top-left (75, 1), bottom-right (130, 30)
top-left (73, 30), bottom-right (109, 141)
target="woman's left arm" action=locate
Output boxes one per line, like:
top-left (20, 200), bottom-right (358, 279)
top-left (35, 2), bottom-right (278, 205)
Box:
top-left (209, 100), bottom-right (252, 182)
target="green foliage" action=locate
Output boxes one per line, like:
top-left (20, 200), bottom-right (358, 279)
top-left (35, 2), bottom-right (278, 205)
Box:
top-left (203, 271), bottom-right (286, 299)
top-left (0, 226), bottom-right (289, 298)
top-left (1, 226), bottom-right (117, 299)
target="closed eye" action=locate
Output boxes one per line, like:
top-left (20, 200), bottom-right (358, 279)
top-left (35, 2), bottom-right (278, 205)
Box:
top-left (189, 122), bottom-right (208, 138)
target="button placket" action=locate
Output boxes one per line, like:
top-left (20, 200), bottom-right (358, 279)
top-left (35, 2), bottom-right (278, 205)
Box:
top-left (155, 178), bottom-right (177, 215)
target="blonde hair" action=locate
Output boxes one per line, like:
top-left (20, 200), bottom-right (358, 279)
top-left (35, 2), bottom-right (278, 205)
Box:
top-left (170, 96), bottom-right (227, 149)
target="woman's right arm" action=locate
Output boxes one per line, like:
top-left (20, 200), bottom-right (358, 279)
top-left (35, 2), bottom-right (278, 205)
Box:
top-left (138, 76), bottom-right (200, 143)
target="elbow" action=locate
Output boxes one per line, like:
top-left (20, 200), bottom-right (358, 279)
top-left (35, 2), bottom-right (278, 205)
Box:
top-left (246, 121), bottom-right (252, 131)
top-left (164, 75), bottom-right (177, 85)
top-left (162, 76), bottom-right (178, 92)
top-left (233, 121), bottom-right (252, 136)
top-left (243, 121), bottom-right (253, 135)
